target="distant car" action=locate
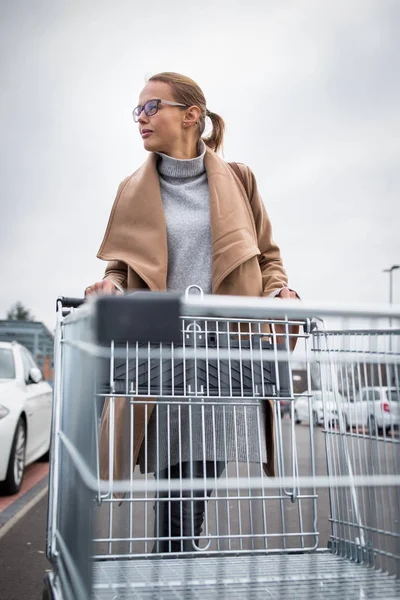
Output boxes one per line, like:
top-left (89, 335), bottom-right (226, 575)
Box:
top-left (343, 387), bottom-right (400, 435)
top-left (294, 391), bottom-right (345, 426)
top-left (0, 341), bottom-right (53, 495)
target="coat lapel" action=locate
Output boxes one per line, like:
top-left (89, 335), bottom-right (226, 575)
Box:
top-left (97, 154), bottom-right (168, 291)
top-left (97, 148), bottom-right (260, 293)
top-left (204, 150), bottom-right (260, 292)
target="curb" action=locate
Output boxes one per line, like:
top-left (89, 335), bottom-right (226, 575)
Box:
top-left (0, 475), bottom-right (48, 532)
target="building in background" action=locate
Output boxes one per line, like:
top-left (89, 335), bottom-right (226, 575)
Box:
top-left (0, 320), bottom-right (54, 383)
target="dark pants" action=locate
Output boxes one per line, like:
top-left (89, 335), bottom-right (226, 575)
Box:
top-left (153, 461), bottom-right (225, 553)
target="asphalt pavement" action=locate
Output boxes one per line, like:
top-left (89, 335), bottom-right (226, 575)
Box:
top-left (0, 494), bottom-right (49, 600)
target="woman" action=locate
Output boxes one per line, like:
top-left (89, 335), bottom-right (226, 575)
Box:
top-left (86, 72), bottom-right (298, 552)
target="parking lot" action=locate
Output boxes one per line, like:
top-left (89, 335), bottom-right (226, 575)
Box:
top-left (0, 463), bottom-right (50, 600)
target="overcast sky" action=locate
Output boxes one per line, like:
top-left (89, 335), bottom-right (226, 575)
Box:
top-left (0, 0), bottom-right (399, 330)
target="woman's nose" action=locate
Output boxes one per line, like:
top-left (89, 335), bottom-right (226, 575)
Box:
top-left (138, 110), bottom-right (149, 125)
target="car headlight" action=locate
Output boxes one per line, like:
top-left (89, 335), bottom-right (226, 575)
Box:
top-left (0, 405), bottom-right (10, 419)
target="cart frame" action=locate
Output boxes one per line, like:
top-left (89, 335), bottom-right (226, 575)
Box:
top-left (44, 294), bottom-right (400, 600)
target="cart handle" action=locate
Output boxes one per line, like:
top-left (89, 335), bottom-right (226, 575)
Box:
top-left (56, 296), bottom-right (85, 311)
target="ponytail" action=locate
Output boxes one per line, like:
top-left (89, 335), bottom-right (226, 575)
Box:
top-left (201, 110), bottom-right (225, 154)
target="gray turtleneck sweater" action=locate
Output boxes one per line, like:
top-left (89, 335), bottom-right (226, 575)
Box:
top-left (157, 141), bottom-right (212, 294)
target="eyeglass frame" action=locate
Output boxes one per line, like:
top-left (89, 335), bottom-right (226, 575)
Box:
top-left (132, 98), bottom-right (188, 122)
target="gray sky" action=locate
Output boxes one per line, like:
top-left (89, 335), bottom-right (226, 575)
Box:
top-left (0, 0), bottom-right (399, 330)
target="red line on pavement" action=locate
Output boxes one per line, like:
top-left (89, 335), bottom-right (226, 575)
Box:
top-left (0, 463), bottom-right (49, 512)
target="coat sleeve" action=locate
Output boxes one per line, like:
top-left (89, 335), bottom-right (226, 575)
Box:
top-left (103, 260), bottom-right (128, 291)
top-left (239, 165), bottom-right (289, 297)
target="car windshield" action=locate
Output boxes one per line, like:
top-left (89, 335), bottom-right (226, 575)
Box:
top-left (0, 348), bottom-right (16, 379)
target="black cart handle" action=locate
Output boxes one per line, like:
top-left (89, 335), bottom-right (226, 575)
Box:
top-left (56, 296), bottom-right (85, 311)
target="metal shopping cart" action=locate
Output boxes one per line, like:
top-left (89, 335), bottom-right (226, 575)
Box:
top-left (43, 292), bottom-right (400, 599)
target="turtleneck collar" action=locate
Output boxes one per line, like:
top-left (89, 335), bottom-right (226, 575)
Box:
top-left (156, 140), bottom-right (206, 179)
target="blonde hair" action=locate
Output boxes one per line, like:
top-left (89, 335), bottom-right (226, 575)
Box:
top-left (148, 72), bottom-right (225, 154)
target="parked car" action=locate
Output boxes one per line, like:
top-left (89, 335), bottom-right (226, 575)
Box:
top-left (0, 341), bottom-right (52, 494)
top-left (294, 390), bottom-right (345, 426)
top-left (342, 387), bottom-right (400, 434)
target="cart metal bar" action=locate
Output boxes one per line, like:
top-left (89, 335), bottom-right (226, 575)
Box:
top-left (66, 295), bottom-right (400, 323)
top-left (57, 432), bottom-right (400, 492)
top-left (181, 296), bottom-right (400, 320)
top-left (46, 300), bottom-right (64, 560)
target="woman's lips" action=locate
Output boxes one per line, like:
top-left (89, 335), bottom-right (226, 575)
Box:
top-left (141, 130), bottom-right (153, 138)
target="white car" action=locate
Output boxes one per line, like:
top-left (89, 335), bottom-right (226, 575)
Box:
top-left (294, 390), bottom-right (345, 426)
top-left (343, 386), bottom-right (400, 434)
top-left (0, 341), bottom-right (53, 495)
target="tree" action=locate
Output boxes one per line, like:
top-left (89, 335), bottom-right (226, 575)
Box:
top-left (6, 302), bottom-right (35, 321)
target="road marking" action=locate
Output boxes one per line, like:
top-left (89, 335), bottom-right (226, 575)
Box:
top-left (0, 484), bottom-right (48, 541)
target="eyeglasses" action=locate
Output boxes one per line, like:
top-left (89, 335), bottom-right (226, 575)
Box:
top-left (132, 99), bottom-right (188, 122)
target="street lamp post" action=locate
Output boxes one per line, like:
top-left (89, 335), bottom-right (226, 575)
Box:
top-left (383, 264), bottom-right (399, 331)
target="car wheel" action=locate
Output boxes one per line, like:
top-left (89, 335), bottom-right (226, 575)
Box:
top-left (294, 409), bottom-right (302, 425)
top-left (3, 418), bottom-right (26, 495)
top-left (368, 415), bottom-right (377, 436)
top-left (312, 411), bottom-right (319, 427)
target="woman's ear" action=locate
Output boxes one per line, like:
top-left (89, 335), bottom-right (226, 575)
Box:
top-left (183, 105), bottom-right (201, 127)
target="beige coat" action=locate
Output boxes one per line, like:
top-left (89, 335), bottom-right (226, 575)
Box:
top-left (98, 146), bottom-right (296, 481)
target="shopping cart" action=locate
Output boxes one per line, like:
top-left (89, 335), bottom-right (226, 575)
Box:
top-left (43, 292), bottom-right (400, 599)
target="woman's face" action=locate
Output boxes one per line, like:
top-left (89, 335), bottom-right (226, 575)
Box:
top-left (136, 81), bottom-right (187, 155)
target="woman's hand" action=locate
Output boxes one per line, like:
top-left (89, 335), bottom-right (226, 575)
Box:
top-left (85, 280), bottom-right (121, 297)
top-left (277, 287), bottom-right (298, 300)
top-left (274, 287), bottom-right (299, 350)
